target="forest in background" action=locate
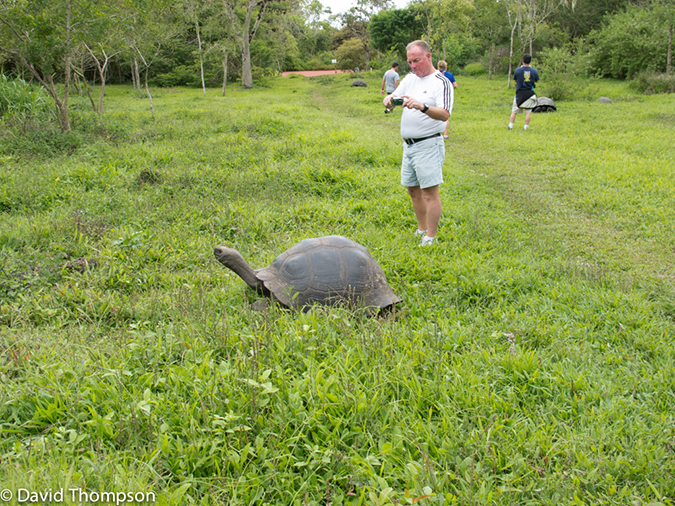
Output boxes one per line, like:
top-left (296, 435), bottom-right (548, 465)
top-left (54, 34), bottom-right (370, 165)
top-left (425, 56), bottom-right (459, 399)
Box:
top-left (0, 0), bottom-right (674, 133)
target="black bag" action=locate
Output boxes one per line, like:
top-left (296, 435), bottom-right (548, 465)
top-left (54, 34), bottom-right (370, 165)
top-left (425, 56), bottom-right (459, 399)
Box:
top-left (515, 89), bottom-right (536, 108)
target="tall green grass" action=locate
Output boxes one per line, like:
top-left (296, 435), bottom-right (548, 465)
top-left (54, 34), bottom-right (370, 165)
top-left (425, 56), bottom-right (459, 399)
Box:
top-left (0, 73), bottom-right (674, 505)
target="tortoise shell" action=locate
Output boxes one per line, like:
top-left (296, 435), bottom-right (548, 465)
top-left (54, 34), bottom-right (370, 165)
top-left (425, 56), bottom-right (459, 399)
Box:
top-left (255, 236), bottom-right (399, 310)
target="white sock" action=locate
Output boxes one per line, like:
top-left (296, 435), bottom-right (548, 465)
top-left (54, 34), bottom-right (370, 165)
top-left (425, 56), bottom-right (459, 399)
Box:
top-left (415, 229), bottom-right (427, 236)
top-left (508, 123), bottom-right (513, 129)
top-left (524, 125), bottom-right (529, 130)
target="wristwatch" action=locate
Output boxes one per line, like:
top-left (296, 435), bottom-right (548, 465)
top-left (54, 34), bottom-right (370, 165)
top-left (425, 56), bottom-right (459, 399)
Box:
top-left (421, 104), bottom-right (429, 113)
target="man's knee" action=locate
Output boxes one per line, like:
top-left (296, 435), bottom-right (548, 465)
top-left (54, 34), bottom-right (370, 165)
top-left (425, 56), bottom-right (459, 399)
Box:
top-left (421, 185), bottom-right (440, 200)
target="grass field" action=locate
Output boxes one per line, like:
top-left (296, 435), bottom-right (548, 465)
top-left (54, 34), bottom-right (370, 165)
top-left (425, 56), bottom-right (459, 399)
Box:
top-left (1, 72), bottom-right (674, 505)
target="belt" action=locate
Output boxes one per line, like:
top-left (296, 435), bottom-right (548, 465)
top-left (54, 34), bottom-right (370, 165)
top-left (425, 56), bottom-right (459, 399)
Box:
top-left (403, 133), bottom-right (441, 145)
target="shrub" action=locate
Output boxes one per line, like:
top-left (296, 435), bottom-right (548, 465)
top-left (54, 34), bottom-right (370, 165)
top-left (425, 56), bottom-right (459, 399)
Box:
top-left (462, 62), bottom-right (486, 76)
top-left (630, 71), bottom-right (675, 95)
top-left (589, 6), bottom-right (668, 78)
top-left (335, 38), bottom-right (367, 71)
top-left (538, 45), bottom-right (585, 101)
top-left (541, 73), bottom-right (581, 101)
top-left (0, 74), bottom-right (53, 119)
top-left (152, 65), bottom-right (202, 88)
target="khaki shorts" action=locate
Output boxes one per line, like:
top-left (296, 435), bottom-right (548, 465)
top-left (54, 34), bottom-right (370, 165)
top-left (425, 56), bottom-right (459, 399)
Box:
top-left (512, 96), bottom-right (537, 113)
top-left (401, 135), bottom-right (445, 189)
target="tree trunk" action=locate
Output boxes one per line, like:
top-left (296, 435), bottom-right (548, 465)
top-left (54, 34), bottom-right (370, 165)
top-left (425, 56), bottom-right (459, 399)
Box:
top-left (99, 70), bottom-right (106, 115)
top-left (144, 69), bottom-right (155, 121)
top-left (196, 21), bottom-right (206, 94)
top-left (241, 0), bottom-right (254, 88)
top-left (508, 21), bottom-right (517, 88)
top-left (133, 57), bottom-right (141, 91)
top-left (60, 0), bottom-right (72, 131)
top-left (668, 22), bottom-right (673, 75)
top-left (222, 51), bottom-right (229, 96)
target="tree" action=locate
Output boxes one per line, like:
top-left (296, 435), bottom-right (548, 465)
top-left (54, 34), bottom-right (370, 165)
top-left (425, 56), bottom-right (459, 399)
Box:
top-left (416, 0), bottom-right (475, 66)
top-left (472, 0), bottom-right (510, 77)
top-left (520, 0), bottom-right (571, 55)
top-left (179, 0), bottom-right (218, 94)
top-left (503, 0), bottom-right (523, 87)
top-left (203, 5), bottom-right (238, 95)
top-left (0, 0), bottom-right (78, 131)
top-left (123, 0), bottom-right (179, 119)
top-left (335, 0), bottom-right (392, 70)
top-left (652, 0), bottom-right (675, 74)
top-left (590, 5), bottom-right (669, 78)
top-left (369, 7), bottom-right (425, 61)
top-left (77, 1), bottom-right (125, 115)
top-left (335, 36), bottom-right (366, 69)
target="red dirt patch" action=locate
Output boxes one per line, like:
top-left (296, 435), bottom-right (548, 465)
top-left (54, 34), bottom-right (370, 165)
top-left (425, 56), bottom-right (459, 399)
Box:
top-left (281, 70), bottom-right (355, 77)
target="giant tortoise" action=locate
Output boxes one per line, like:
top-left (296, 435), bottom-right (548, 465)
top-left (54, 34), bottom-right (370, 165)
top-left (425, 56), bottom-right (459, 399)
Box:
top-left (214, 235), bottom-right (400, 313)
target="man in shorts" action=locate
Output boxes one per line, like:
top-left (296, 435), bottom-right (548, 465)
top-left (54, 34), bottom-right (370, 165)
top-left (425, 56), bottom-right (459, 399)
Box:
top-left (383, 40), bottom-right (454, 246)
top-left (381, 62), bottom-right (400, 113)
top-left (509, 54), bottom-right (539, 131)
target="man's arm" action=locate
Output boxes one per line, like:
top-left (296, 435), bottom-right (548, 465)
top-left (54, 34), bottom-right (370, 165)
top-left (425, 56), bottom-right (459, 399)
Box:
top-left (400, 96), bottom-right (450, 122)
top-left (381, 77), bottom-right (386, 95)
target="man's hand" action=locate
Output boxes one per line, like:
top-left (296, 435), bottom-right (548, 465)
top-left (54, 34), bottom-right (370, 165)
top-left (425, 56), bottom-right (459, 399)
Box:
top-left (401, 96), bottom-right (449, 121)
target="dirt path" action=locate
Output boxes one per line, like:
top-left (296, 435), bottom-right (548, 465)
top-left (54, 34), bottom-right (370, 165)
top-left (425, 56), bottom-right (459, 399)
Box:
top-left (281, 70), bottom-right (354, 77)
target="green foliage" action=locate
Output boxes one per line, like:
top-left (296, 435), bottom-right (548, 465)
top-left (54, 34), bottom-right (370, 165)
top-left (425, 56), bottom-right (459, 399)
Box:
top-left (538, 46), bottom-right (584, 101)
top-left (369, 8), bottom-right (425, 61)
top-left (590, 5), bottom-right (670, 78)
top-left (1, 77), bottom-right (675, 504)
top-left (152, 65), bottom-right (203, 88)
top-left (461, 62), bottom-right (486, 76)
top-left (0, 75), bottom-right (54, 119)
top-left (630, 70), bottom-right (675, 95)
top-left (335, 38), bottom-right (367, 70)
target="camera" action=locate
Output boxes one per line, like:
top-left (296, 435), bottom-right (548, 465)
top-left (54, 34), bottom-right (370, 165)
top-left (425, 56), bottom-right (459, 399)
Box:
top-left (391, 97), bottom-right (404, 106)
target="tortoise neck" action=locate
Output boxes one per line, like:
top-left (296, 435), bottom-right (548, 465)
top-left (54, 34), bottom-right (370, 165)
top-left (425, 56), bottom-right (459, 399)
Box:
top-left (216, 248), bottom-right (264, 292)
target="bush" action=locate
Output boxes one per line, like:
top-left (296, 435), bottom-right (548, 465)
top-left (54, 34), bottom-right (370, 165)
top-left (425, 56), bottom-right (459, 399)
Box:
top-left (538, 45), bottom-right (585, 101)
top-left (462, 62), bottom-right (486, 76)
top-left (335, 38), bottom-right (367, 71)
top-left (630, 71), bottom-right (675, 95)
top-left (0, 74), bottom-right (54, 119)
top-left (152, 65), bottom-right (202, 88)
top-left (590, 6), bottom-right (668, 78)
top-left (541, 73), bottom-right (581, 101)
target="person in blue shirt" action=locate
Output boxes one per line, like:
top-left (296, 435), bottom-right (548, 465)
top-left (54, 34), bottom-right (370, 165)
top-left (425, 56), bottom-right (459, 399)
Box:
top-left (437, 60), bottom-right (457, 139)
top-left (509, 54), bottom-right (540, 131)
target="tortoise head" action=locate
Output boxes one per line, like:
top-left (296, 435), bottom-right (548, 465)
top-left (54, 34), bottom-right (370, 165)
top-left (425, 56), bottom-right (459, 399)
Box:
top-left (214, 246), bottom-right (265, 292)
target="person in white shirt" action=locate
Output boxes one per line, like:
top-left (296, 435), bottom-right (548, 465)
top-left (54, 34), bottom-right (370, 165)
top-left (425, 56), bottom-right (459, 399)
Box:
top-left (383, 40), bottom-right (454, 247)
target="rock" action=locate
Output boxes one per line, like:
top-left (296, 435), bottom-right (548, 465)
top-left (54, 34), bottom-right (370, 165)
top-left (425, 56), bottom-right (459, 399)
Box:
top-left (351, 79), bottom-right (368, 87)
top-left (596, 97), bottom-right (612, 103)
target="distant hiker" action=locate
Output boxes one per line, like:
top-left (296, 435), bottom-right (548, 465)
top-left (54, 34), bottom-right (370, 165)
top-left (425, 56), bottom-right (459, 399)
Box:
top-left (383, 40), bottom-right (454, 247)
top-left (381, 62), bottom-right (400, 95)
top-left (381, 62), bottom-right (400, 99)
top-left (437, 60), bottom-right (458, 90)
top-left (437, 60), bottom-right (457, 139)
top-left (509, 54), bottom-right (539, 131)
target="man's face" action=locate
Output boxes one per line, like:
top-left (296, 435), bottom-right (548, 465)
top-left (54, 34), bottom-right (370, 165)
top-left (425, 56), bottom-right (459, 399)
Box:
top-left (407, 45), bottom-right (432, 78)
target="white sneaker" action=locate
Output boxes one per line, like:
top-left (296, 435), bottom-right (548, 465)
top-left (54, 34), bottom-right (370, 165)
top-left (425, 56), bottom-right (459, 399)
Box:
top-left (419, 236), bottom-right (436, 247)
top-left (414, 229), bottom-right (427, 237)
top-left (508, 125), bottom-right (513, 130)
